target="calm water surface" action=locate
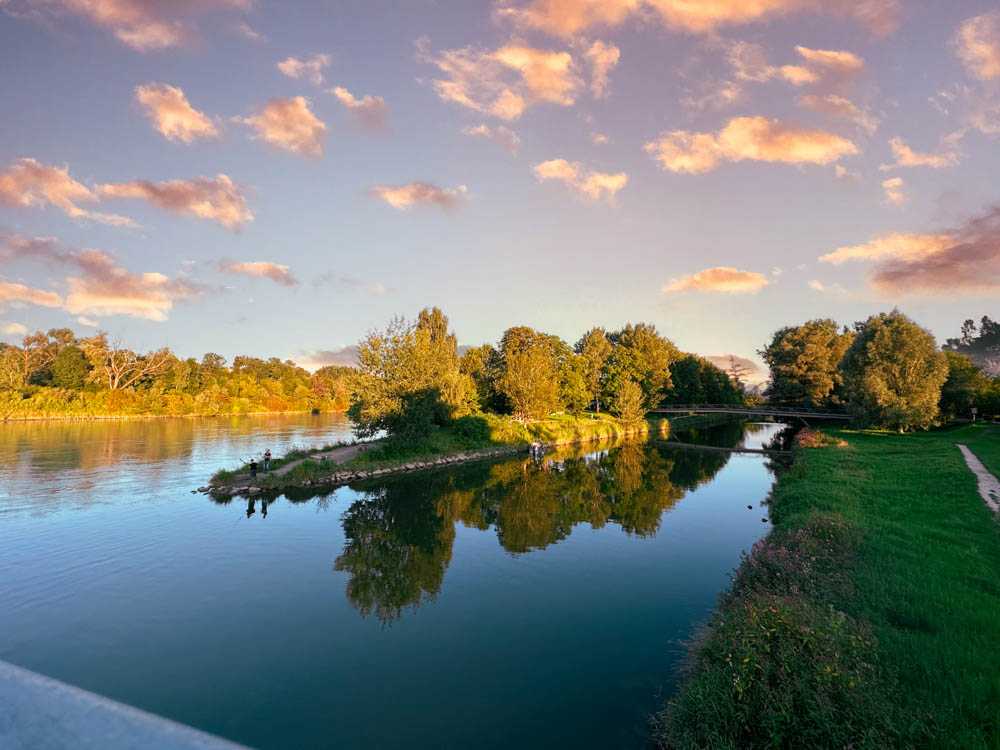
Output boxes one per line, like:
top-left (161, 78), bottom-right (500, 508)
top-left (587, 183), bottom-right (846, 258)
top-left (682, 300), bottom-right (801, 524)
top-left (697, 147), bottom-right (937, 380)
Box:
top-left (0, 415), bottom-right (786, 749)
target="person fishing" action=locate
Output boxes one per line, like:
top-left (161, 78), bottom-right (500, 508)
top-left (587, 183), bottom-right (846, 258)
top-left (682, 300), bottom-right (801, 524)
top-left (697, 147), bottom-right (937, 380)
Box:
top-left (249, 458), bottom-right (258, 479)
top-left (263, 449), bottom-right (272, 472)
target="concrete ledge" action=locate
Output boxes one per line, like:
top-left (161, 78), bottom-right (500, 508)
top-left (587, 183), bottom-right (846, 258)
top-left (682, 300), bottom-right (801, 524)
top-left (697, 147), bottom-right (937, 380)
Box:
top-left (0, 660), bottom-right (251, 750)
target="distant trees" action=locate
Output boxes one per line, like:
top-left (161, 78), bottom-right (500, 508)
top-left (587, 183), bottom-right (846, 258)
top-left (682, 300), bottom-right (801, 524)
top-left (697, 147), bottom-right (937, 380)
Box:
top-left (939, 352), bottom-right (988, 419)
top-left (840, 311), bottom-right (949, 431)
top-left (944, 316), bottom-right (1000, 376)
top-left (666, 355), bottom-right (744, 405)
top-left (759, 319), bottom-right (854, 408)
top-left (0, 328), bottom-right (350, 418)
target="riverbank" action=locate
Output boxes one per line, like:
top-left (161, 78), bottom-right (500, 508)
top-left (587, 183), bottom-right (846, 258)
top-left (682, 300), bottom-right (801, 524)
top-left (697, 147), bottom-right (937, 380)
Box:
top-left (206, 413), bottom-right (663, 496)
top-left (653, 423), bottom-right (1000, 749)
top-left (0, 409), bottom-right (343, 423)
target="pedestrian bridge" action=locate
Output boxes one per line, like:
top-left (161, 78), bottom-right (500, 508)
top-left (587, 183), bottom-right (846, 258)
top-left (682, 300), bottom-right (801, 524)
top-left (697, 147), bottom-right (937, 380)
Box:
top-left (651, 404), bottom-right (853, 421)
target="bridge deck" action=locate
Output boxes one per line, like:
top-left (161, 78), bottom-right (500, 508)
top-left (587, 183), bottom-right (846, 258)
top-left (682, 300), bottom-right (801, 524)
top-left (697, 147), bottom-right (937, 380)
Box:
top-left (652, 406), bottom-right (851, 420)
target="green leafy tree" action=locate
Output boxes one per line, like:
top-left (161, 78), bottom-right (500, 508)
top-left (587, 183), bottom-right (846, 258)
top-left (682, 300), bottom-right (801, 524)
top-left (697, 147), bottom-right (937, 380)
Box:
top-left (841, 311), bottom-right (949, 431)
top-left (603, 323), bottom-right (678, 410)
top-left (496, 326), bottom-right (568, 420)
top-left (939, 352), bottom-right (988, 419)
top-left (666, 354), bottom-right (743, 405)
top-left (50, 345), bottom-right (90, 389)
top-left (613, 378), bottom-right (645, 423)
top-left (349, 308), bottom-right (475, 439)
top-left (498, 339), bottom-right (561, 420)
top-left (760, 319), bottom-right (854, 407)
top-left (944, 316), bottom-right (1000, 376)
top-left (559, 353), bottom-right (592, 416)
top-left (574, 328), bottom-right (612, 412)
top-left (460, 344), bottom-right (502, 412)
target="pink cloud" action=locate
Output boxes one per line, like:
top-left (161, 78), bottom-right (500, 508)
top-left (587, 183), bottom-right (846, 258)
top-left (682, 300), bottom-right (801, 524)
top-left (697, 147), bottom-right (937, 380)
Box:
top-left (330, 86), bottom-right (388, 131)
top-left (663, 266), bottom-right (770, 294)
top-left (3, 0), bottom-right (253, 51)
top-left (533, 158), bottom-right (628, 201)
top-left (219, 260), bottom-right (298, 287)
top-left (98, 174), bottom-right (252, 230)
top-left (277, 53), bottom-right (332, 86)
top-left (135, 83), bottom-right (219, 143)
top-left (645, 116), bottom-right (858, 174)
top-left (236, 97), bottom-right (327, 157)
top-left (0, 157), bottom-right (134, 226)
top-left (370, 182), bottom-right (468, 210)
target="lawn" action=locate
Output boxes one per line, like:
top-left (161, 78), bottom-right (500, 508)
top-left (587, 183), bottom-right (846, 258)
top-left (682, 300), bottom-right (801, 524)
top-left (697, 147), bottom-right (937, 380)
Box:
top-left (655, 423), bottom-right (1000, 749)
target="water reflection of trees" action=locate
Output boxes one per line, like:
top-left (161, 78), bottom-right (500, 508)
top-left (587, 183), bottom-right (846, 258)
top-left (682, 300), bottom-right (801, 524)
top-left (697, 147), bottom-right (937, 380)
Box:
top-left (334, 440), bottom-right (735, 624)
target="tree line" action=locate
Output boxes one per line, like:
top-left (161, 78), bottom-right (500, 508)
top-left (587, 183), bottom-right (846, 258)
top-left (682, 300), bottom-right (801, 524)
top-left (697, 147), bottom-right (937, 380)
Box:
top-left (0, 328), bottom-right (353, 418)
top-left (348, 307), bottom-right (745, 440)
top-left (4, 309), bottom-right (993, 430)
top-left (761, 311), bottom-right (1000, 430)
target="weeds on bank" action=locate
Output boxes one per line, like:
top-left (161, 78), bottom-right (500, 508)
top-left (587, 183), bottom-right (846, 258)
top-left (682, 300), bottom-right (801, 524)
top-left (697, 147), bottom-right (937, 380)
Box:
top-left (653, 511), bottom-right (899, 750)
top-left (655, 424), bottom-right (1000, 750)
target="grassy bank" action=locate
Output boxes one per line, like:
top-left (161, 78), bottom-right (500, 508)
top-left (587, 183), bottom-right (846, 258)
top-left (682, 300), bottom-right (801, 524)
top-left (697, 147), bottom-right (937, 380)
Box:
top-left (211, 413), bottom-right (662, 489)
top-left (654, 423), bottom-right (1000, 749)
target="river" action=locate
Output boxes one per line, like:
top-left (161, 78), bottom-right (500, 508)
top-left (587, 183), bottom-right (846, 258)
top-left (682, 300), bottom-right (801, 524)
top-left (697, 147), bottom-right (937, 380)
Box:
top-left (0, 414), bottom-right (788, 749)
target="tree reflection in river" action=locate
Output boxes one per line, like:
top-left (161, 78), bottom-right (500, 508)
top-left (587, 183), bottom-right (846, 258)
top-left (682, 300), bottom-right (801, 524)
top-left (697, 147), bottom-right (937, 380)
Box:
top-left (334, 437), bottom-right (740, 624)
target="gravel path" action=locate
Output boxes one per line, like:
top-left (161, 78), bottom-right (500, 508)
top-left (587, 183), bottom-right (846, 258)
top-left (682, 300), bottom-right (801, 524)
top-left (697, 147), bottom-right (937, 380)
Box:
top-left (957, 444), bottom-right (1000, 513)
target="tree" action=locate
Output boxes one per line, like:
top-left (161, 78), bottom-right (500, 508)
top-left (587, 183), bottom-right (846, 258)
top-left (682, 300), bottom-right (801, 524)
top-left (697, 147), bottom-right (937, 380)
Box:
top-left (841, 311), bottom-right (949, 431)
top-left (460, 344), bottom-right (502, 412)
top-left (498, 341), bottom-right (561, 420)
top-left (724, 355), bottom-right (752, 392)
top-left (613, 378), bottom-right (645, 424)
top-left (939, 352), bottom-right (988, 419)
top-left (349, 308), bottom-right (474, 439)
top-left (81, 335), bottom-right (173, 391)
top-left (0, 331), bottom-right (57, 390)
top-left (50, 345), bottom-right (89, 389)
top-left (666, 355), bottom-right (743, 405)
top-left (944, 316), bottom-right (1000, 376)
top-left (760, 319), bottom-right (854, 407)
top-left (603, 323), bottom-right (678, 410)
top-left (560, 353), bottom-right (592, 416)
top-left (574, 328), bottom-right (612, 412)
top-left (495, 326), bottom-right (567, 420)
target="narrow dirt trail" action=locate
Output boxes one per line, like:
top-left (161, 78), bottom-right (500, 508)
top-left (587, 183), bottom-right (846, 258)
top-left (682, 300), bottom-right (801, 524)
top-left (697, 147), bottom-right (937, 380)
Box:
top-left (271, 442), bottom-right (373, 477)
top-left (226, 442), bottom-right (377, 485)
top-left (957, 444), bottom-right (1000, 513)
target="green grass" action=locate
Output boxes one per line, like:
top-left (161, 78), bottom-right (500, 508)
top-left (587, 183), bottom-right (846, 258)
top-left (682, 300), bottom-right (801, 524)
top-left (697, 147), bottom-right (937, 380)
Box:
top-left (209, 413), bottom-right (658, 488)
top-left (655, 423), bottom-right (1000, 749)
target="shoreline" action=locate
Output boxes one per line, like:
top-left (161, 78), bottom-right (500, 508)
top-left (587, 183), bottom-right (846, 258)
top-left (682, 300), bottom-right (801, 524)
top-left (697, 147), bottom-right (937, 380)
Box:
top-left (204, 422), bottom-right (656, 498)
top-left (1, 410), bottom-right (347, 424)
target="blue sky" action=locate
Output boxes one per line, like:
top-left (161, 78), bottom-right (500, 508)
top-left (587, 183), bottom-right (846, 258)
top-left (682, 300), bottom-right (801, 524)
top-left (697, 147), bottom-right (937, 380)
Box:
top-left (1, 0), bottom-right (998, 371)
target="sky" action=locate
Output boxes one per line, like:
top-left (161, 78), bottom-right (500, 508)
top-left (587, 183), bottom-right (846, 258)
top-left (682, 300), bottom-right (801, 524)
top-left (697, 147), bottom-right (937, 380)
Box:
top-left (0, 0), bottom-right (998, 374)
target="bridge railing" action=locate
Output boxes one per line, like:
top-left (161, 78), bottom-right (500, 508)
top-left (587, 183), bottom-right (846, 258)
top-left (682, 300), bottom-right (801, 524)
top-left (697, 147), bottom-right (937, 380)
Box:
top-left (653, 403), bottom-right (851, 416)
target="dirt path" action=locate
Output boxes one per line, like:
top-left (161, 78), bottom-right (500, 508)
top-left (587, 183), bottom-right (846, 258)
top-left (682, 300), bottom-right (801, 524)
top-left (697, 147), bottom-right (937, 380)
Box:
top-left (957, 444), bottom-right (1000, 513)
top-left (271, 442), bottom-right (373, 477)
top-left (225, 442), bottom-right (376, 485)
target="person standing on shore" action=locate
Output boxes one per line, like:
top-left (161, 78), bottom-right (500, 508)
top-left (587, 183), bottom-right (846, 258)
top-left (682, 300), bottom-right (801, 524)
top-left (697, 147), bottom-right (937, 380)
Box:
top-left (263, 449), bottom-right (272, 472)
top-left (249, 459), bottom-right (258, 479)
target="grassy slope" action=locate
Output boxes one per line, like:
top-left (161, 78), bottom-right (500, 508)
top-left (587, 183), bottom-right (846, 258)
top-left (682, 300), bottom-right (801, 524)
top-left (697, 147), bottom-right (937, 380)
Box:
top-left (213, 413), bottom-right (659, 486)
top-left (656, 423), bottom-right (1000, 749)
